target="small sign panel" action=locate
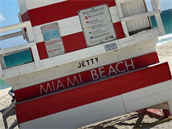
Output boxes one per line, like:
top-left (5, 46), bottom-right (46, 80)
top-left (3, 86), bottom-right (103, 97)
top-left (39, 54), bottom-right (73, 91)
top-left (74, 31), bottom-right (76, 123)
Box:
top-left (105, 43), bottom-right (118, 51)
top-left (78, 4), bottom-right (116, 46)
top-left (41, 23), bottom-right (65, 57)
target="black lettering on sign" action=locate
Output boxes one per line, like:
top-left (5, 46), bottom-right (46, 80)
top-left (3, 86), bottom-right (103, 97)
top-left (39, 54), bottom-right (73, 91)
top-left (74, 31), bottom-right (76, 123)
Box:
top-left (77, 57), bottom-right (99, 68)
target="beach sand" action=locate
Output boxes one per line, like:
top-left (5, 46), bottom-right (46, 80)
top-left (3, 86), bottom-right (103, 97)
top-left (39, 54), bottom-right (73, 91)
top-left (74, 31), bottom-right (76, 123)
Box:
top-left (0, 42), bottom-right (172, 129)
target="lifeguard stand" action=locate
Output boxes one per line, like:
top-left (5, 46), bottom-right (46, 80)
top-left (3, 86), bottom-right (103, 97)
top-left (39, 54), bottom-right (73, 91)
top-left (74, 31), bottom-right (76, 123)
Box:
top-left (0, 0), bottom-right (172, 128)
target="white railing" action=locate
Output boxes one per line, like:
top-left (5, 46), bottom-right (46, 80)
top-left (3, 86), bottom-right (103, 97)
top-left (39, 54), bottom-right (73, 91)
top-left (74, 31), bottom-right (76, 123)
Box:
top-left (115, 0), bottom-right (165, 37)
top-left (0, 21), bottom-right (40, 78)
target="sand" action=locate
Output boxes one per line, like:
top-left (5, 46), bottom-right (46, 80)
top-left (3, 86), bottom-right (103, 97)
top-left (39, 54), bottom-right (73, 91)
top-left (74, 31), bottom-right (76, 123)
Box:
top-left (0, 42), bottom-right (172, 129)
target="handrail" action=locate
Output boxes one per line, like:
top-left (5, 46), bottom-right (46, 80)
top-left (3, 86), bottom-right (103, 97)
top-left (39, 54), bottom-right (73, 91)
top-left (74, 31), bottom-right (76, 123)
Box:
top-left (0, 21), bottom-right (31, 33)
top-left (115, 0), bottom-right (165, 36)
top-left (0, 21), bottom-right (34, 42)
top-left (0, 42), bottom-right (36, 55)
top-left (0, 31), bottom-right (23, 41)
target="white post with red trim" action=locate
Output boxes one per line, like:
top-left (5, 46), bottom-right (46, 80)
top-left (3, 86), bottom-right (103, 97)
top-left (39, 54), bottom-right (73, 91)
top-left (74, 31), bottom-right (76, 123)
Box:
top-left (168, 100), bottom-right (172, 116)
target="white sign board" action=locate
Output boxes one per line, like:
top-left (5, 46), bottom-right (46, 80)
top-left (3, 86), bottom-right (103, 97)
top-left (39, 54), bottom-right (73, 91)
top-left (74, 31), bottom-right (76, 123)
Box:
top-left (78, 4), bottom-right (116, 46)
top-left (41, 23), bottom-right (65, 57)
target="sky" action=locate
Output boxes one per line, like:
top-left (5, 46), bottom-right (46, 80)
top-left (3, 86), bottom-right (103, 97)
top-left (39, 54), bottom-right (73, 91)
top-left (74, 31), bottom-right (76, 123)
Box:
top-left (0, 0), bottom-right (172, 49)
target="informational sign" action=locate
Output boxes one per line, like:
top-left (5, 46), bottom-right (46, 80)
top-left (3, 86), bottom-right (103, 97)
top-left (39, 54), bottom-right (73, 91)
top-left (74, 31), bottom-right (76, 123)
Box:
top-left (41, 23), bottom-right (65, 57)
top-left (105, 43), bottom-right (118, 51)
top-left (78, 4), bottom-right (116, 46)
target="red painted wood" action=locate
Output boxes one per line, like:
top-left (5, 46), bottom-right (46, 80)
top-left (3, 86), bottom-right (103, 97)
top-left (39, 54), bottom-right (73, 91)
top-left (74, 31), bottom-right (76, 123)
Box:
top-left (17, 86), bottom-right (120, 124)
top-left (36, 42), bottom-right (48, 59)
top-left (62, 32), bottom-right (87, 53)
top-left (113, 22), bottom-right (125, 39)
top-left (16, 77), bottom-right (120, 115)
top-left (22, 0), bottom-right (116, 26)
top-left (21, 11), bottom-right (30, 22)
top-left (16, 62), bottom-right (171, 123)
top-left (14, 52), bottom-right (159, 102)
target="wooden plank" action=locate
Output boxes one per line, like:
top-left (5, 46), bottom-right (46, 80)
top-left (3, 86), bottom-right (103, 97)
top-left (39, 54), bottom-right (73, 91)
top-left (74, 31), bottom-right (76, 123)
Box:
top-left (0, 21), bottom-right (31, 33)
top-left (0, 31), bottom-right (23, 41)
top-left (0, 42), bottom-right (36, 55)
top-left (121, 10), bottom-right (160, 22)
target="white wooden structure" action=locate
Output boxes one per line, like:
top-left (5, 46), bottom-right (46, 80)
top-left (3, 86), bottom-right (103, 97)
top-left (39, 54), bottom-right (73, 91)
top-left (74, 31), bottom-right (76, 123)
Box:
top-left (0, 0), bottom-right (172, 128)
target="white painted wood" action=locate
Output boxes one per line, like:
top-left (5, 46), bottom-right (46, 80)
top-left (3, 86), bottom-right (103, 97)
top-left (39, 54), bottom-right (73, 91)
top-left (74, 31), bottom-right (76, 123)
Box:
top-left (18, 13), bottom-right (26, 40)
top-left (0, 21), bottom-right (34, 43)
top-left (121, 21), bottom-right (129, 37)
top-left (115, 1), bottom-right (129, 37)
top-left (60, 24), bottom-right (82, 37)
top-left (0, 31), bottom-right (23, 41)
top-left (122, 80), bottom-right (172, 112)
top-left (0, 21), bottom-right (31, 33)
top-left (116, 3), bottom-right (124, 18)
top-left (155, 14), bottom-right (165, 36)
top-left (0, 42), bottom-right (35, 55)
top-left (122, 79), bottom-right (172, 103)
top-left (20, 95), bottom-right (125, 128)
top-left (121, 0), bottom-right (152, 33)
top-left (116, 0), bottom-right (137, 4)
top-left (157, 0), bottom-right (160, 10)
top-left (118, 28), bottom-right (159, 47)
top-left (121, 10), bottom-right (160, 22)
top-left (151, 0), bottom-right (158, 11)
top-left (32, 16), bottom-right (80, 35)
top-left (31, 45), bottom-right (41, 69)
top-left (43, 105), bottom-right (124, 129)
top-left (26, 24), bottom-right (35, 42)
top-left (109, 6), bottom-right (118, 15)
top-left (167, 100), bottom-right (172, 115)
top-left (111, 13), bottom-right (120, 23)
top-left (0, 61), bottom-right (3, 78)
top-left (17, 0), bottom-right (27, 15)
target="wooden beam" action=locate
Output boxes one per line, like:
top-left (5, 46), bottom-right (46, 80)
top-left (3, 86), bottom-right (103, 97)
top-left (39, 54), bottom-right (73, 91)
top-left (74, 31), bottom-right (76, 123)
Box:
top-left (0, 42), bottom-right (36, 55)
top-left (121, 10), bottom-right (160, 22)
top-left (0, 31), bottom-right (23, 41)
top-left (0, 21), bottom-right (31, 33)
top-left (115, 0), bottom-right (137, 4)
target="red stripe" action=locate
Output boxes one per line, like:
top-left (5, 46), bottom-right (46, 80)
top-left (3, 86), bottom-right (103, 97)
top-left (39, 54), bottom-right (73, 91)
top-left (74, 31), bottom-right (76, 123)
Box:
top-left (14, 52), bottom-right (159, 102)
top-left (36, 42), bottom-right (48, 60)
top-left (114, 22), bottom-right (125, 39)
top-left (16, 62), bottom-right (171, 123)
top-left (62, 32), bottom-right (87, 53)
top-left (21, 11), bottom-right (30, 22)
top-left (21, 0), bottom-right (116, 26)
